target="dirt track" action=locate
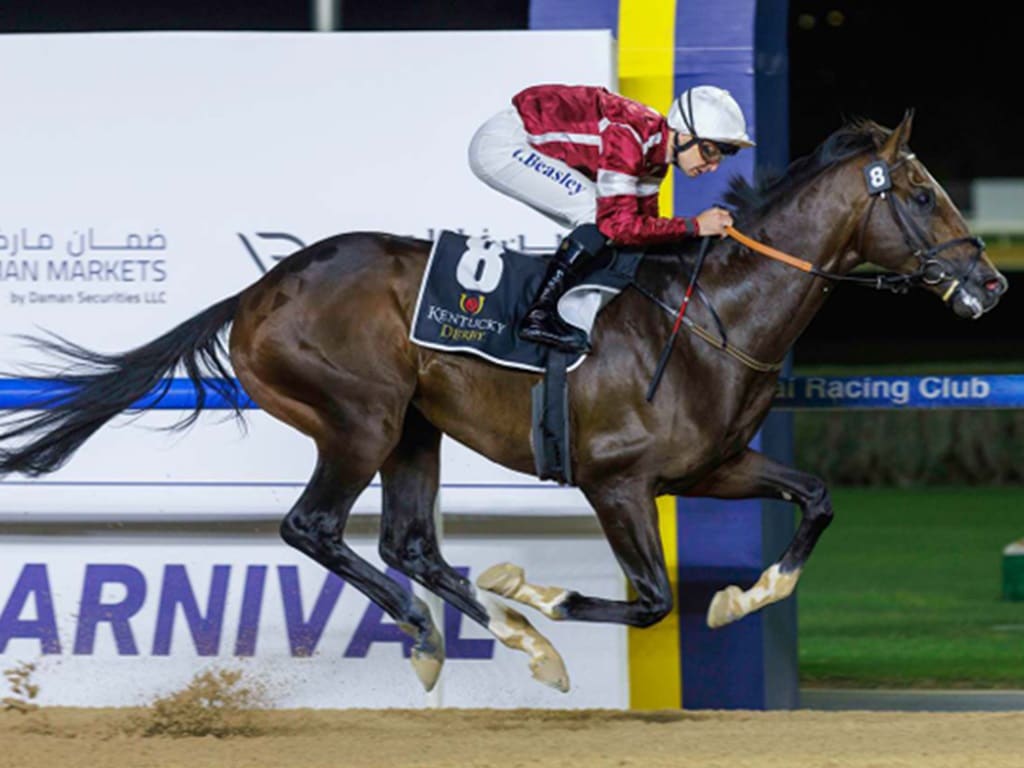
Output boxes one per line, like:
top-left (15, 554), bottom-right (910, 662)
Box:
top-left (3, 707), bottom-right (1023, 768)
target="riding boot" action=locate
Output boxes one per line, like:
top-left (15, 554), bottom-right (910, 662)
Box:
top-left (519, 224), bottom-right (606, 353)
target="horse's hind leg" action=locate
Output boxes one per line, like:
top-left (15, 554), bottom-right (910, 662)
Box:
top-left (228, 243), bottom-right (453, 688)
top-left (232, 338), bottom-right (445, 689)
top-left (681, 447), bottom-right (833, 628)
top-left (378, 406), bottom-right (570, 692)
top-left (280, 450), bottom-right (445, 690)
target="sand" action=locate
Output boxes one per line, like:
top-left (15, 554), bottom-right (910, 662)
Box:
top-left (3, 706), bottom-right (1023, 768)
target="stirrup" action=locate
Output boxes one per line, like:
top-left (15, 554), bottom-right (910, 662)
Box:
top-left (519, 314), bottom-right (591, 353)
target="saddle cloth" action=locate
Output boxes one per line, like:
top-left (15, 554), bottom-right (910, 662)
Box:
top-left (410, 230), bottom-right (642, 372)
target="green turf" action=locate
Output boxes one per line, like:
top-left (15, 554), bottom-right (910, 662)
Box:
top-left (798, 486), bottom-right (1024, 688)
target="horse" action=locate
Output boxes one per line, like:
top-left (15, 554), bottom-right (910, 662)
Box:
top-left (0, 112), bottom-right (1007, 692)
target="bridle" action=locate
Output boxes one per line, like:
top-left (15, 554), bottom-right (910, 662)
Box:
top-left (850, 152), bottom-right (985, 301)
top-left (637, 145), bottom-right (991, 383)
top-left (722, 150), bottom-right (985, 304)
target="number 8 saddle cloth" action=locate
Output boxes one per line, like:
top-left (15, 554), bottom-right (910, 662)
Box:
top-left (410, 230), bottom-right (642, 372)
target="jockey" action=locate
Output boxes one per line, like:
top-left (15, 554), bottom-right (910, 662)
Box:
top-left (468, 83), bottom-right (754, 352)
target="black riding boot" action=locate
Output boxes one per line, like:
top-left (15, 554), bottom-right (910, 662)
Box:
top-left (519, 224), bottom-right (606, 353)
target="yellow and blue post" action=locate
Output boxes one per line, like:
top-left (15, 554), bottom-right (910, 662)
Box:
top-left (530, 0), bottom-right (797, 709)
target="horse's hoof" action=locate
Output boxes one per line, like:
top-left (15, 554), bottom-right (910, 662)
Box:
top-left (529, 650), bottom-right (570, 693)
top-left (707, 585), bottom-right (744, 629)
top-left (411, 648), bottom-right (444, 692)
top-left (410, 624), bottom-right (445, 692)
top-left (482, 597), bottom-right (570, 693)
top-left (477, 562), bottom-right (525, 597)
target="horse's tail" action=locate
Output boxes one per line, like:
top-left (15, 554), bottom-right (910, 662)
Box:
top-left (0, 293), bottom-right (244, 477)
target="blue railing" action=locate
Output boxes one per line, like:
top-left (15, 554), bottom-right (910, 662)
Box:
top-left (0, 379), bottom-right (256, 410)
top-left (1, 375), bottom-right (1023, 411)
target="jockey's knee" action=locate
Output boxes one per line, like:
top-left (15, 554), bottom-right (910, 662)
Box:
top-left (562, 223), bottom-right (607, 264)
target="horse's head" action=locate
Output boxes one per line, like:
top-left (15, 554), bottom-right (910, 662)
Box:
top-left (851, 111), bottom-right (1007, 318)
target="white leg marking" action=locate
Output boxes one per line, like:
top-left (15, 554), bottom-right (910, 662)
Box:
top-left (477, 562), bottom-right (569, 619)
top-left (706, 563), bottom-right (801, 629)
top-left (478, 592), bottom-right (570, 693)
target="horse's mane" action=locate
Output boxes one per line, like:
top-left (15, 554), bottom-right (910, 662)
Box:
top-left (723, 118), bottom-right (891, 225)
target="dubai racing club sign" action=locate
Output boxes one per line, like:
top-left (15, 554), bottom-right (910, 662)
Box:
top-left (774, 375), bottom-right (1023, 410)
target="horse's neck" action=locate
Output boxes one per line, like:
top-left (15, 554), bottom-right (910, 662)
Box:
top-left (698, 176), bottom-right (865, 365)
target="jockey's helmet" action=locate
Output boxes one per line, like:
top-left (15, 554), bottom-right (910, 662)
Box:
top-left (667, 86), bottom-right (755, 148)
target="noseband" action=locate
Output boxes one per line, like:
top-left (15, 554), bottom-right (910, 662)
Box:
top-left (854, 152), bottom-right (985, 301)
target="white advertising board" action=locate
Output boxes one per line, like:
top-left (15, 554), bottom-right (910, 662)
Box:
top-left (0, 534), bottom-right (627, 708)
top-left (0, 32), bottom-right (615, 518)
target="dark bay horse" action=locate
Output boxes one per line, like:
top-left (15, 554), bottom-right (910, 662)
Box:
top-left (0, 114), bottom-right (1007, 692)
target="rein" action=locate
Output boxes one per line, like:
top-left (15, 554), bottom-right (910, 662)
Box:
top-left (726, 224), bottom-right (933, 293)
top-left (637, 149), bottom-right (987, 380)
top-left (726, 152), bottom-right (985, 298)
top-left (630, 281), bottom-right (784, 375)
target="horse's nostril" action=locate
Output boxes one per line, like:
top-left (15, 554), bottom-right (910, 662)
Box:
top-left (984, 278), bottom-right (1004, 293)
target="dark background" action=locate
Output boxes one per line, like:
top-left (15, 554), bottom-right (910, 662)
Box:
top-left (3, 1), bottom-right (1020, 364)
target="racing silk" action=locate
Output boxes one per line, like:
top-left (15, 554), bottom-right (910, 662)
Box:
top-left (511, 84), bottom-right (700, 245)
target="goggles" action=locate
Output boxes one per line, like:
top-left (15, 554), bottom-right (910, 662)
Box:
top-left (673, 136), bottom-right (740, 165)
top-left (698, 139), bottom-right (740, 162)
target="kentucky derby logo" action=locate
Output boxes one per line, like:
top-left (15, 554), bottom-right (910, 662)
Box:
top-left (459, 293), bottom-right (485, 315)
top-left (417, 234), bottom-right (508, 347)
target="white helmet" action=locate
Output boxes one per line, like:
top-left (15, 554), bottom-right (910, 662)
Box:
top-left (667, 85), bottom-right (755, 148)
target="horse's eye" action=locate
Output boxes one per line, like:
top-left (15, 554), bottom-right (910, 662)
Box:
top-left (912, 187), bottom-right (935, 210)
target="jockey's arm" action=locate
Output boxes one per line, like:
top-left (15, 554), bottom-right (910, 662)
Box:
top-left (597, 189), bottom-right (702, 245)
top-left (594, 123), bottom-right (702, 246)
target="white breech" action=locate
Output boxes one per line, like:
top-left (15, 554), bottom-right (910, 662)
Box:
top-left (468, 108), bottom-right (596, 230)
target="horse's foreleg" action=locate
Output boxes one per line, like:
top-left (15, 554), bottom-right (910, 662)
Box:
top-left (680, 447), bottom-right (833, 628)
top-left (379, 406), bottom-right (569, 692)
top-left (479, 479), bottom-right (673, 628)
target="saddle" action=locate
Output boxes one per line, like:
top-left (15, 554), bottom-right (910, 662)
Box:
top-left (410, 230), bottom-right (642, 484)
top-left (410, 231), bottom-right (641, 372)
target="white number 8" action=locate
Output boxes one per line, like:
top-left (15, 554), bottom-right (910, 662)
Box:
top-left (455, 238), bottom-right (505, 293)
top-left (869, 166), bottom-right (887, 189)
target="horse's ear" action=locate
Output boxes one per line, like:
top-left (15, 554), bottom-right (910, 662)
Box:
top-left (880, 109), bottom-right (914, 162)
